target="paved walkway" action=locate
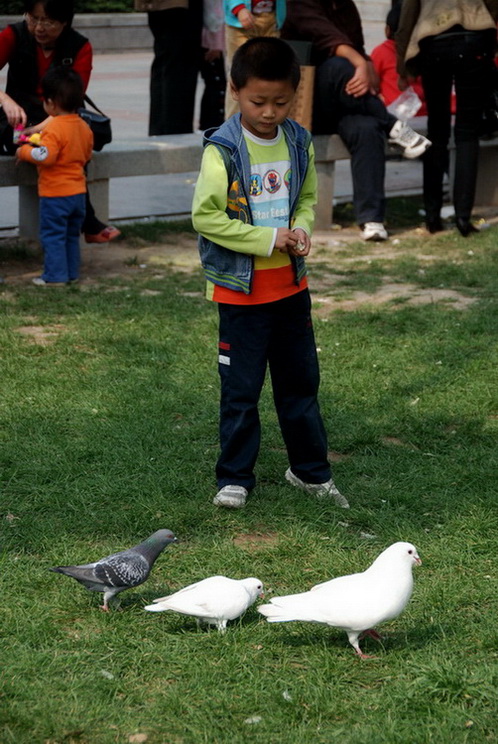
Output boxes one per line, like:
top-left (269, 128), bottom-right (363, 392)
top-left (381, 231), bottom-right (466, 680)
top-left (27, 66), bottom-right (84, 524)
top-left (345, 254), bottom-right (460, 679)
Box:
top-left (1, 43), bottom-right (424, 233)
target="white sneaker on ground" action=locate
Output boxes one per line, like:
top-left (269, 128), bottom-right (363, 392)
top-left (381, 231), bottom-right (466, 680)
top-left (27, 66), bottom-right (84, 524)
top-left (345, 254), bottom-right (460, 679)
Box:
top-left (32, 277), bottom-right (67, 287)
top-left (285, 468), bottom-right (350, 509)
top-left (388, 120), bottom-right (431, 159)
top-left (213, 484), bottom-right (248, 508)
top-left (361, 222), bottom-right (388, 241)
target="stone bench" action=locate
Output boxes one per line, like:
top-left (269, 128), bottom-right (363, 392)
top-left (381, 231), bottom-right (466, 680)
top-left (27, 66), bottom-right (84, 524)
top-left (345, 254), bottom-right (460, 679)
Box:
top-left (2, 130), bottom-right (497, 240)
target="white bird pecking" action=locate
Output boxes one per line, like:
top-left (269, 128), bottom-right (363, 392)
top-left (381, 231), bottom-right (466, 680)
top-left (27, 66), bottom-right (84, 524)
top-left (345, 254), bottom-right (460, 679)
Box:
top-left (144, 575), bottom-right (264, 632)
top-left (258, 541), bottom-right (421, 658)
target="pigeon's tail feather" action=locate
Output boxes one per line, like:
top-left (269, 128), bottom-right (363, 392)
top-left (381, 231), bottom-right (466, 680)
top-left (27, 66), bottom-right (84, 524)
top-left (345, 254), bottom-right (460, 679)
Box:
top-left (144, 602), bottom-right (168, 612)
top-left (258, 601), bottom-right (318, 624)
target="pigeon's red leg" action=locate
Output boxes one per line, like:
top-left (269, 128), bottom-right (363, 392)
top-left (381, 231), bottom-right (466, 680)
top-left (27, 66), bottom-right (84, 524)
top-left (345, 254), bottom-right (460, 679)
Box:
top-left (360, 628), bottom-right (383, 642)
top-left (99, 603), bottom-right (110, 612)
top-left (355, 649), bottom-right (377, 660)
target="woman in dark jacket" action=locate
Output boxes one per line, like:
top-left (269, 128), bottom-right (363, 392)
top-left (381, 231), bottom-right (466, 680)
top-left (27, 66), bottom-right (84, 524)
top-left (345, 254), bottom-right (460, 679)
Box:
top-left (0, 0), bottom-right (119, 243)
top-left (396, 0), bottom-right (498, 236)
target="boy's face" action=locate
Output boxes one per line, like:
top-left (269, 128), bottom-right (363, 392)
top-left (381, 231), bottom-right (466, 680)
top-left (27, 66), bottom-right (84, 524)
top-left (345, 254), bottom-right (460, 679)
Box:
top-left (231, 77), bottom-right (296, 139)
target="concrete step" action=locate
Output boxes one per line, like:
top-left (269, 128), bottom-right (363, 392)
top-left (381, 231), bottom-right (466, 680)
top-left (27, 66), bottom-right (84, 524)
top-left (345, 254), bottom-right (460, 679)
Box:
top-left (355, 1), bottom-right (391, 22)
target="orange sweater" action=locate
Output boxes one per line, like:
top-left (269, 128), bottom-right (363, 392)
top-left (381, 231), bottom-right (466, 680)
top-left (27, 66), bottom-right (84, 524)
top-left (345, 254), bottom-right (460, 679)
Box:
top-left (17, 114), bottom-right (93, 197)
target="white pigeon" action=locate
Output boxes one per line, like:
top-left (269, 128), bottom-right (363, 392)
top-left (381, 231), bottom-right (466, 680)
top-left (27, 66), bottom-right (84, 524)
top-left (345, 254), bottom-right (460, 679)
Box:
top-left (258, 541), bottom-right (421, 658)
top-left (144, 575), bottom-right (264, 632)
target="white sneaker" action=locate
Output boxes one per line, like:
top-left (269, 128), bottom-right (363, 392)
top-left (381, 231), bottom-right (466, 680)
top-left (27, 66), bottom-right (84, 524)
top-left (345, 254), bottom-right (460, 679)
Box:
top-left (32, 277), bottom-right (67, 287)
top-left (285, 468), bottom-right (350, 509)
top-left (213, 484), bottom-right (248, 509)
top-left (388, 120), bottom-right (431, 159)
top-left (361, 222), bottom-right (388, 241)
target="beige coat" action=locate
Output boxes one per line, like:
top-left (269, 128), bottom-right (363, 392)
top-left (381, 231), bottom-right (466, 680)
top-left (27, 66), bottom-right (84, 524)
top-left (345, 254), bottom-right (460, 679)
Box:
top-left (396, 0), bottom-right (498, 75)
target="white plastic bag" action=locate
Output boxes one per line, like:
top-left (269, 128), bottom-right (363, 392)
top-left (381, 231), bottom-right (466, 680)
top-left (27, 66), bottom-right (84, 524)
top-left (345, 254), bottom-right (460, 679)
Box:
top-left (387, 87), bottom-right (422, 121)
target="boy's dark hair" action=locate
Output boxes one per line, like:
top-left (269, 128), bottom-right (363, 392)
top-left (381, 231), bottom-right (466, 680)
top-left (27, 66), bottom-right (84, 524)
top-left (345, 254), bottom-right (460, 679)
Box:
top-left (42, 67), bottom-right (84, 112)
top-left (386, 2), bottom-right (402, 37)
top-left (24, 0), bottom-right (74, 26)
top-left (231, 37), bottom-right (301, 91)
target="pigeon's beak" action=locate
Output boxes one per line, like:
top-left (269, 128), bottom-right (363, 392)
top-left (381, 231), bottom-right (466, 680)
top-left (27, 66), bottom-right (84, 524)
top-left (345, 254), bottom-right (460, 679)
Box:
top-left (415, 555), bottom-right (422, 566)
top-left (259, 590), bottom-right (265, 598)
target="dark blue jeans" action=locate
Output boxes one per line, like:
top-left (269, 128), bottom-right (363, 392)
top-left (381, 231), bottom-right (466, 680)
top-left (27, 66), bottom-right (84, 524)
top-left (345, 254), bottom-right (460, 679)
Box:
top-left (314, 57), bottom-right (397, 224)
top-left (419, 29), bottom-right (495, 221)
top-left (216, 290), bottom-right (331, 490)
top-left (40, 194), bottom-right (86, 282)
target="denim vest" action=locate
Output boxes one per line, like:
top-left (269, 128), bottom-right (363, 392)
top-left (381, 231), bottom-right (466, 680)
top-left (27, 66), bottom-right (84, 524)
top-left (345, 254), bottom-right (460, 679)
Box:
top-left (198, 115), bottom-right (312, 295)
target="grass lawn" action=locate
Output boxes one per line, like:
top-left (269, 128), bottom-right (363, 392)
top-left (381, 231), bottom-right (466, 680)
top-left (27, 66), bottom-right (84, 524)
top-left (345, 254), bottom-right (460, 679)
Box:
top-left (1, 202), bottom-right (497, 743)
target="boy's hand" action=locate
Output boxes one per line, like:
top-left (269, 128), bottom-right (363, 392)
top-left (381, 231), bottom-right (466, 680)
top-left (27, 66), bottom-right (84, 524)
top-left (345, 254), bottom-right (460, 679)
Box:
top-left (290, 228), bottom-right (311, 257)
top-left (237, 8), bottom-right (256, 30)
top-left (275, 228), bottom-right (299, 253)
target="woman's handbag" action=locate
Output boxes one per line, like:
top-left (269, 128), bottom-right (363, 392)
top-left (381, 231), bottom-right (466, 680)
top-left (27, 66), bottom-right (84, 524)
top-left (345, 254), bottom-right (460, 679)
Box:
top-left (78, 94), bottom-right (112, 151)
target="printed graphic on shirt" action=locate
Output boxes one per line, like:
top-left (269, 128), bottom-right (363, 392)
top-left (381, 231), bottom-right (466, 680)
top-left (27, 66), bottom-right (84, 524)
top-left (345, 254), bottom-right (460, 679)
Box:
top-left (252, 1), bottom-right (275, 14)
top-left (227, 179), bottom-right (250, 223)
top-left (249, 159), bottom-right (290, 227)
top-left (31, 146), bottom-right (49, 162)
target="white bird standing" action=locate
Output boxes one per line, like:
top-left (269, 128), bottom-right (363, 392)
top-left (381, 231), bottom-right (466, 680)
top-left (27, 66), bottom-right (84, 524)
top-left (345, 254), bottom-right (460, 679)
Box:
top-left (258, 541), bottom-right (421, 658)
top-left (144, 575), bottom-right (264, 632)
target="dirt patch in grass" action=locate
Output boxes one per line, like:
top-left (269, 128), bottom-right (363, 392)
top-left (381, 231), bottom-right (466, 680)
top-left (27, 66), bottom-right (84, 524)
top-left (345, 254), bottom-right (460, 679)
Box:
top-left (15, 323), bottom-right (67, 345)
top-left (232, 532), bottom-right (279, 549)
top-left (2, 207), bottom-right (497, 310)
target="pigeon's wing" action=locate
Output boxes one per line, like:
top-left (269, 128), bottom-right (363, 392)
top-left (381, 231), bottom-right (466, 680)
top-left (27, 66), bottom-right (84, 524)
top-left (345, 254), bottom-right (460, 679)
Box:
top-left (94, 552), bottom-right (150, 589)
top-left (311, 571), bottom-right (364, 593)
top-left (147, 577), bottom-right (248, 620)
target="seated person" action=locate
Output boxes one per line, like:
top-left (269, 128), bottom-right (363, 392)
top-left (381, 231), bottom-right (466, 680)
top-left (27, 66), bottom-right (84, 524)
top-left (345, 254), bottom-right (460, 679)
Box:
top-left (370, 3), bottom-right (427, 115)
top-left (282, 0), bottom-right (431, 242)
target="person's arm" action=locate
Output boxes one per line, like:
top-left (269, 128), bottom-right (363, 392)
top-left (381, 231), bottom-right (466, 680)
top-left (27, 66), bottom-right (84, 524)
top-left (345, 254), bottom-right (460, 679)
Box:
top-left (0, 25), bottom-right (28, 127)
top-left (291, 140), bottom-right (316, 239)
top-left (72, 40), bottom-right (93, 92)
top-left (395, 0), bottom-right (420, 79)
top-left (192, 144), bottom-right (277, 256)
top-left (192, 146), bottom-right (299, 255)
top-left (16, 124), bottom-right (61, 166)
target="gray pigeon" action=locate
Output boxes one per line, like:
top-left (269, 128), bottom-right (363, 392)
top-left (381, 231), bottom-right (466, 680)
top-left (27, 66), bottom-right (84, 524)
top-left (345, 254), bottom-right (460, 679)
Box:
top-left (50, 529), bottom-right (177, 610)
top-left (258, 542), bottom-right (421, 658)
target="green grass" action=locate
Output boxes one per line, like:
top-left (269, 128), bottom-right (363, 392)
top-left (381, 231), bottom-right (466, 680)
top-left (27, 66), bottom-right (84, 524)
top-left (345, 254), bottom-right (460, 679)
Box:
top-left (1, 215), bottom-right (498, 743)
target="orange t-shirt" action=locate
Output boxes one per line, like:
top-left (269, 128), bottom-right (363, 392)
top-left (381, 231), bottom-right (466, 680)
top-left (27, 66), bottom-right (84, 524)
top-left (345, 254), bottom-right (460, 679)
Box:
top-left (17, 114), bottom-right (93, 197)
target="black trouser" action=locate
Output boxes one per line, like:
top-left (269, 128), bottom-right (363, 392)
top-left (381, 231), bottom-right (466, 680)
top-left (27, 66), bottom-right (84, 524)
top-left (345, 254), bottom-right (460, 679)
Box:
top-left (147, 4), bottom-right (202, 135)
top-left (216, 290), bottom-right (331, 491)
top-left (199, 51), bottom-right (226, 131)
top-left (419, 29), bottom-right (495, 222)
top-left (314, 57), bottom-right (397, 225)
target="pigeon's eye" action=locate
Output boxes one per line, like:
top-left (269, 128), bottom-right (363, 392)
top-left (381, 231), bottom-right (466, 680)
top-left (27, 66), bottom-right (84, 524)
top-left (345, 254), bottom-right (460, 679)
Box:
top-left (408, 549), bottom-right (413, 555)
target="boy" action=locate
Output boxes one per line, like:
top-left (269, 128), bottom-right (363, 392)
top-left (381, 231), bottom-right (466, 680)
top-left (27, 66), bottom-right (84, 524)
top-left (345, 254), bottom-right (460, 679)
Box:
top-left (192, 37), bottom-right (350, 510)
top-left (16, 67), bottom-right (93, 286)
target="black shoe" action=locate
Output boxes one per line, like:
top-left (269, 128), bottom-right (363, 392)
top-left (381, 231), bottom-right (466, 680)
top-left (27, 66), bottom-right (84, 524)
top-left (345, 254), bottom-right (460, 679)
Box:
top-left (426, 218), bottom-right (444, 234)
top-left (455, 218), bottom-right (479, 237)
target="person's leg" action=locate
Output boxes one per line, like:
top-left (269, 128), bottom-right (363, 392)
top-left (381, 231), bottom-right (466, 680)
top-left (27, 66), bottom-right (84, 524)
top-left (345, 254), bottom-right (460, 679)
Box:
top-left (39, 196), bottom-right (70, 283)
top-left (452, 32), bottom-right (495, 227)
top-left (66, 194), bottom-right (86, 282)
top-left (216, 302), bottom-right (271, 491)
top-left (199, 50), bottom-right (226, 131)
top-left (224, 24), bottom-right (249, 118)
top-left (420, 42), bottom-right (453, 228)
top-left (148, 6), bottom-right (201, 134)
top-left (268, 291), bottom-right (331, 484)
top-left (82, 190), bottom-right (120, 243)
top-left (337, 113), bottom-right (387, 225)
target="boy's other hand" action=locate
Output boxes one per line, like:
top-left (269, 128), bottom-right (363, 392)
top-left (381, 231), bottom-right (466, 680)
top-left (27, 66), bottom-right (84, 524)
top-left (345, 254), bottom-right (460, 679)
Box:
top-left (291, 228), bottom-right (311, 256)
top-left (275, 227), bottom-right (299, 253)
top-left (237, 8), bottom-right (256, 30)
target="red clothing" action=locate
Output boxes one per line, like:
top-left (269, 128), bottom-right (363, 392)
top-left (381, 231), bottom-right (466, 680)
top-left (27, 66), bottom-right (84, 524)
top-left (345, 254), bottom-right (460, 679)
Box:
top-left (0, 25), bottom-right (92, 96)
top-left (17, 114), bottom-right (93, 197)
top-left (371, 39), bottom-right (427, 115)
